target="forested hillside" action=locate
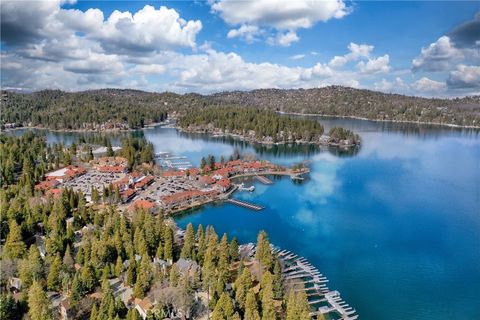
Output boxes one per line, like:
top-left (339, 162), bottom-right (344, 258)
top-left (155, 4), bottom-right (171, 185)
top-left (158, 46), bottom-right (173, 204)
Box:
top-left (211, 87), bottom-right (480, 127)
top-left (2, 86), bottom-right (479, 130)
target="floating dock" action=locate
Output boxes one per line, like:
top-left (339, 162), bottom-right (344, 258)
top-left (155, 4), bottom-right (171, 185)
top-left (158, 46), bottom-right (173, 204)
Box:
top-left (226, 198), bottom-right (265, 211)
top-left (255, 175), bottom-right (273, 185)
top-left (272, 247), bottom-right (358, 320)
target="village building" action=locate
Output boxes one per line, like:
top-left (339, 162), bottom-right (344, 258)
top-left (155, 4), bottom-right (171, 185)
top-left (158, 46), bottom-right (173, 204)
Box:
top-left (35, 179), bottom-right (60, 191)
top-left (45, 165), bottom-right (86, 183)
top-left (120, 188), bottom-right (136, 203)
top-left (215, 178), bottom-right (232, 192)
top-left (175, 258), bottom-right (200, 278)
top-left (134, 297), bottom-right (153, 320)
top-left (128, 199), bottom-right (157, 214)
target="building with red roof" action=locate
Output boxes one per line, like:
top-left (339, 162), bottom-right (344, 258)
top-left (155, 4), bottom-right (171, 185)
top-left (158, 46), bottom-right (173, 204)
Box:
top-left (128, 199), bottom-right (156, 213)
top-left (134, 176), bottom-right (154, 190)
top-left (35, 179), bottom-right (60, 191)
top-left (215, 179), bottom-right (232, 192)
top-left (120, 188), bottom-right (136, 203)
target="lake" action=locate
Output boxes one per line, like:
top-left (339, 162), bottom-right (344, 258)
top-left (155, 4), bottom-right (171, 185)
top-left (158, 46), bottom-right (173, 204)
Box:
top-left (12, 117), bottom-right (480, 319)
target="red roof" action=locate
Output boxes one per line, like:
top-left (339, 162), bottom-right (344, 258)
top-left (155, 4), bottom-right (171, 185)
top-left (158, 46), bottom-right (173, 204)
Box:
top-left (226, 160), bottom-right (243, 167)
top-left (162, 170), bottom-right (185, 177)
top-left (213, 167), bottom-right (233, 177)
top-left (199, 175), bottom-right (215, 185)
top-left (187, 168), bottom-right (200, 176)
top-left (129, 199), bottom-right (156, 212)
top-left (160, 190), bottom-right (206, 205)
top-left (35, 179), bottom-right (60, 190)
top-left (216, 178), bottom-right (231, 188)
top-left (134, 176), bottom-right (154, 189)
top-left (120, 188), bottom-right (136, 199)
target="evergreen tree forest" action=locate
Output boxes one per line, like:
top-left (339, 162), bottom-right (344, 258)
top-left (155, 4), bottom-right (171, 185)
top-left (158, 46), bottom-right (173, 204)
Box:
top-left (1, 133), bottom-right (313, 319)
top-left (178, 106), bottom-right (325, 143)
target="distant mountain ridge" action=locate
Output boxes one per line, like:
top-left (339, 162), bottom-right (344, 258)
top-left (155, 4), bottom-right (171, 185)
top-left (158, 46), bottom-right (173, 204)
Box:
top-left (2, 86), bottom-right (479, 129)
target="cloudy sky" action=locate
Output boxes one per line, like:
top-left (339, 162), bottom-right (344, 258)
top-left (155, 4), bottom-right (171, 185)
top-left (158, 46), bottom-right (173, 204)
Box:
top-left (1, 0), bottom-right (479, 96)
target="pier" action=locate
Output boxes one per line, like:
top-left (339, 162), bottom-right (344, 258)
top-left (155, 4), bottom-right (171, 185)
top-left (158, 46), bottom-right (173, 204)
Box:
top-left (271, 247), bottom-right (358, 320)
top-left (255, 175), bottom-right (273, 185)
top-left (226, 198), bottom-right (265, 211)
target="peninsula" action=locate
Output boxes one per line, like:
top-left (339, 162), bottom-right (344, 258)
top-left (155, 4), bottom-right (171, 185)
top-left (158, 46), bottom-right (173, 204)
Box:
top-left (177, 107), bottom-right (361, 148)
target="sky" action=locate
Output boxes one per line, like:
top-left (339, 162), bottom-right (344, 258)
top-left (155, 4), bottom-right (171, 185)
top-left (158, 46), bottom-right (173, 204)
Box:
top-left (1, 0), bottom-right (479, 97)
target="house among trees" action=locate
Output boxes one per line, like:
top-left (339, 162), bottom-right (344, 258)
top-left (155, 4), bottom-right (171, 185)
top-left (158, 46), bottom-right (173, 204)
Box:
top-left (134, 297), bottom-right (153, 320)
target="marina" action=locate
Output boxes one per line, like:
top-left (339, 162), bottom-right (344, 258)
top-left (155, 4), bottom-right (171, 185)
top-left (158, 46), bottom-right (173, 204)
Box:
top-left (273, 247), bottom-right (358, 320)
top-left (155, 151), bottom-right (193, 170)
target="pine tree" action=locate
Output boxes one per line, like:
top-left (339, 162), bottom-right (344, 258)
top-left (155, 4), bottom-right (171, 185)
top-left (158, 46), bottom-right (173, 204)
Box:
top-left (169, 264), bottom-right (179, 287)
top-left (244, 289), bottom-right (261, 320)
top-left (19, 245), bottom-right (44, 289)
top-left (218, 233), bottom-right (230, 286)
top-left (212, 292), bottom-right (235, 320)
top-left (28, 280), bottom-right (53, 320)
top-left (255, 230), bottom-right (272, 270)
top-left (196, 224), bottom-right (205, 263)
top-left (234, 267), bottom-right (252, 310)
top-left (133, 254), bottom-right (151, 298)
top-left (155, 242), bottom-right (164, 259)
top-left (90, 303), bottom-right (98, 320)
top-left (115, 255), bottom-right (123, 277)
top-left (286, 291), bottom-right (311, 320)
top-left (163, 225), bottom-right (173, 262)
top-left (63, 245), bottom-right (74, 271)
top-left (229, 236), bottom-right (239, 262)
top-left (126, 258), bottom-right (136, 286)
top-left (260, 271), bottom-right (275, 320)
top-left (180, 223), bottom-right (195, 259)
top-left (272, 258), bottom-right (284, 299)
top-left (47, 254), bottom-right (62, 291)
top-left (70, 273), bottom-right (82, 305)
top-left (4, 220), bottom-right (26, 259)
top-left (80, 264), bottom-right (96, 292)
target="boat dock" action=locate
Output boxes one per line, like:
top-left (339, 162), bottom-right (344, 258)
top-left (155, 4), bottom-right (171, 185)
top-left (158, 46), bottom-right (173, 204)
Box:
top-left (255, 175), bottom-right (273, 185)
top-left (272, 247), bottom-right (358, 320)
top-left (226, 198), bottom-right (265, 211)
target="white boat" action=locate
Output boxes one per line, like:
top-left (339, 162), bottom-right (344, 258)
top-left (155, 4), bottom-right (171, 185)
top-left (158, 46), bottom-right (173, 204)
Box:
top-left (237, 183), bottom-right (255, 192)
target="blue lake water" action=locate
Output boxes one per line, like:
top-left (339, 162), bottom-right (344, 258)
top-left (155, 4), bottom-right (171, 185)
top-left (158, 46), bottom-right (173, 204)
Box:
top-left (11, 118), bottom-right (480, 319)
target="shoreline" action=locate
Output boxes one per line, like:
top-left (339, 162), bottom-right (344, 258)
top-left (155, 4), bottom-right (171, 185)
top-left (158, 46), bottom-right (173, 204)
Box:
top-left (176, 126), bottom-right (360, 149)
top-left (277, 111), bottom-right (480, 129)
top-left (3, 114), bottom-right (478, 134)
top-left (0, 121), bottom-right (169, 134)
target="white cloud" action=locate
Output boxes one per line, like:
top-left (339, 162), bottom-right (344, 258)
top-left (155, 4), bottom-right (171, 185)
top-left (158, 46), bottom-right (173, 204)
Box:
top-left (328, 42), bottom-right (374, 67)
top-left (289, 54), bottom-right (306, 60)
top-left (0, 2), bottom-right (202, 55)
top-left (211, 0), bottom-right (350, 45)
top-left (63, 52), bottom-right (124, 74)
top-left (94, 5), bottom-right (202, 53)
top-left (412, 36), bottom-right (463, 72)
top-left (411, 77), bottom-right (446, 92)
top-left (226, 24), bottom-right (260, 43)
top-left (373, 77), bottom-right (406, 92)
top-left (268, 30), bottom-right (299, 47)
top-left (130, 64), bottom-right (166, 75)
top-left (447, 64), bottom-right (480, 89)
top-left (357, 54), bottom-right (391, 74)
